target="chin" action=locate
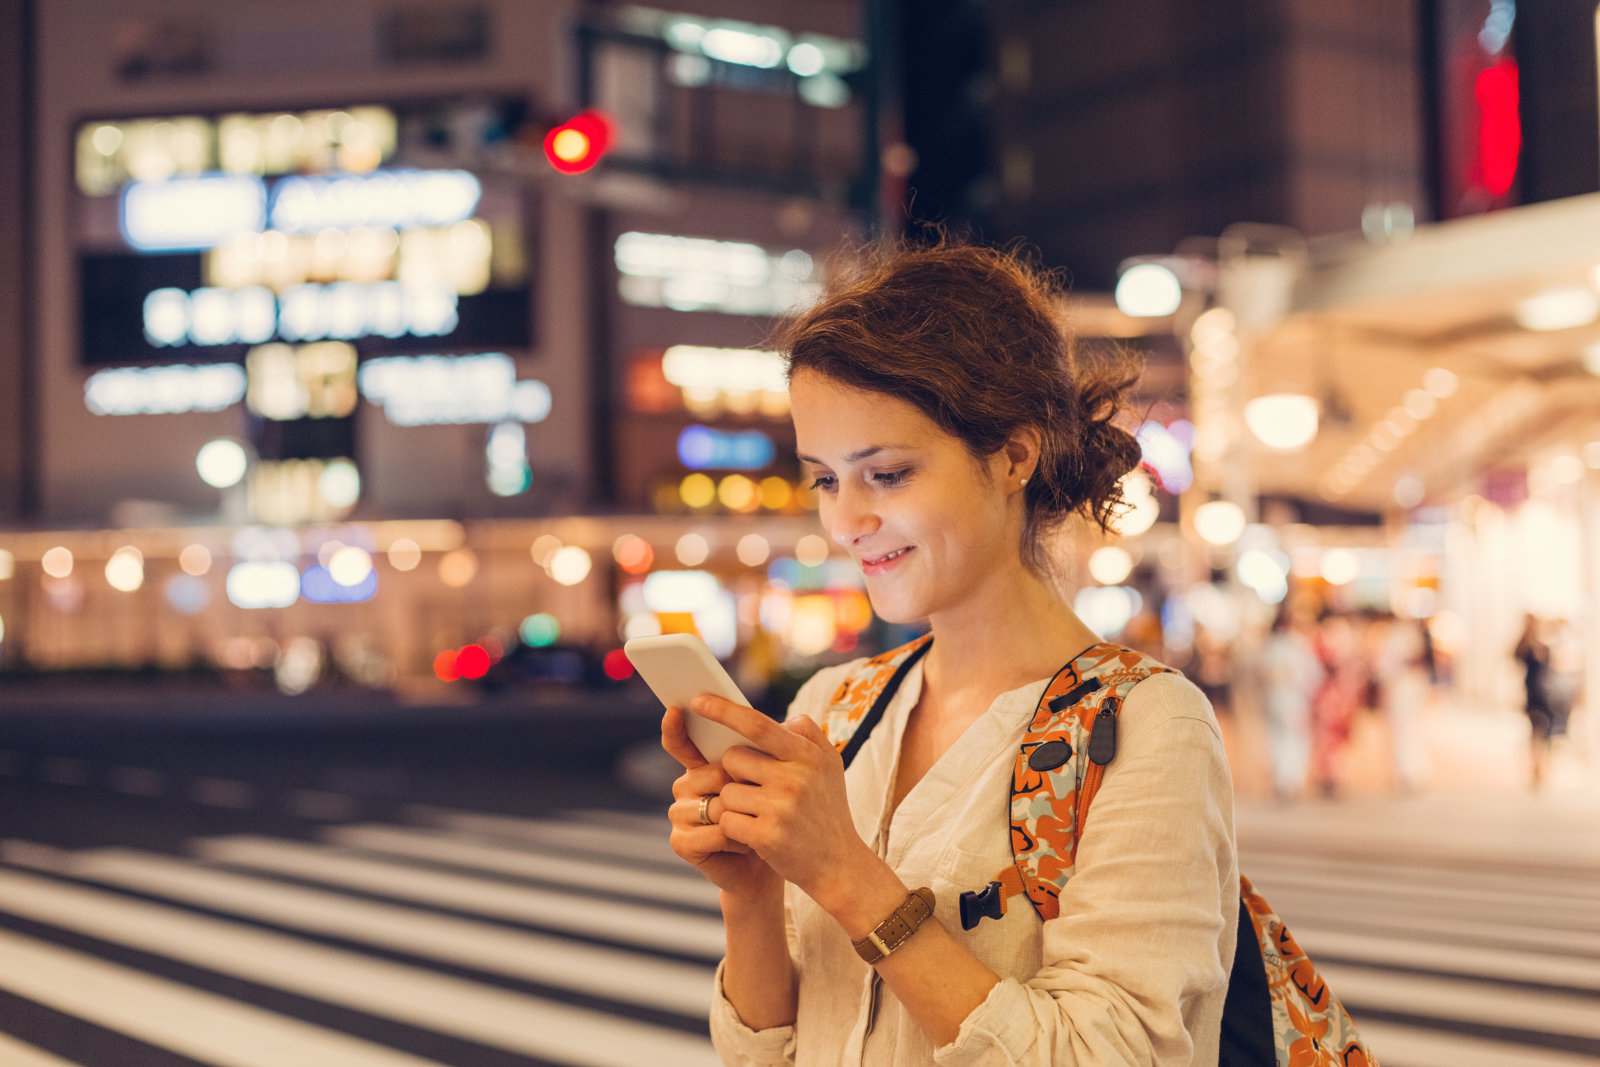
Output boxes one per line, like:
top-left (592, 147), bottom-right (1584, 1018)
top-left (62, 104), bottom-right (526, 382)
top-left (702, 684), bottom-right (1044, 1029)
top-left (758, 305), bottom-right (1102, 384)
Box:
top-left (862, 587), bottom-right (930, 628)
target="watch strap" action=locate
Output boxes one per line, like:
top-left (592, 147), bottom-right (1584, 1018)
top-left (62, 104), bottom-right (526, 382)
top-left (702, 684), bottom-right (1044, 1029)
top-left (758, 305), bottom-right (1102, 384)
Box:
top-left (852, 886), bottom-right (936, 964)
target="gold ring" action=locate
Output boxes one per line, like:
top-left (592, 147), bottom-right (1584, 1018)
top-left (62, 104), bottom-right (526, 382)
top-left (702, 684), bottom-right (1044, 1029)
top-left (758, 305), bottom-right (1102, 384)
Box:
top-left (697, 794), bottom-right (715, 825)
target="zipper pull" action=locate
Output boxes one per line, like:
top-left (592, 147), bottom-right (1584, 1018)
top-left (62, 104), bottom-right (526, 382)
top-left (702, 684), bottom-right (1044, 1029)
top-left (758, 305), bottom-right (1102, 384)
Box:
top-left (1087, 706), bottom-right (1117, 765)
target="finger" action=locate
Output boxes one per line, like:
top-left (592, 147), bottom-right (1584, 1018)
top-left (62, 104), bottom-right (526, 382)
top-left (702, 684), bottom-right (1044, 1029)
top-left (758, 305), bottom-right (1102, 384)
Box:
top-left (668, 792), bottom-right (732, 828)
top-left (690, 694), bottom-right (804, 760)
top-left (661, 706), bottom-right (708, 769)
top-left (670, 762), bottom-right (734, 800)
top-left (720, 744), bottom-right (785, 785)
top-left (717, 780), bottom-right (767, 817)
top-left (669, 823), bottom-right (746, 861)
top-left (783, 712), bottom-right (833, 750)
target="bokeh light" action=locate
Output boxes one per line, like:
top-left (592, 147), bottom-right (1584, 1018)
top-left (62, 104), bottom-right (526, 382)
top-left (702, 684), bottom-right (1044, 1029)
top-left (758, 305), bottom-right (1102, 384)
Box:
top-left (438, 548), bottom-right (478, 587)
top-left (603, 648), bottom-right (635, 680)
top-left (760, 476), bottom-right (793, 510)
top-left (736, 533), bottom-right (771, 567)
top-left (328, 545), bottom-right (374, 586)
top-left (456, 644), bottom-right (491, 679)
top-left (675, 532), bottom-right (710, 566)
top-left (613, 534), bottom-right (655, 574)
top-left (795, 535), bottom-right (830, 567)
top-left (41, 546), bottom-right (73, 579)
top-left (1088, 545), bottom-right (1134, 585)
top-left (549, 545), bottom-right (593, 586)
top-left (104, 546), bottom-right (145, 592)
top-left (717, 474), bottom-right (758, 511)
top-left (679, 473), bottom-right (716, 509)
top-left (318, 459), bottom-right (361, 508)
top-left (433, 649), bottom-right (460, 682)
top-left (0, 548), bottom-right (14, 580)
top-left (196, 439), bottom-right (248, 489)
top-left (387, 538), bottom-right (421, 571)
top-left (530, 534), bottom-right (562, 567)
top-left (519, 613), bottom-right (560, 647)
top-left (178, 543), bottom-right (212, 576)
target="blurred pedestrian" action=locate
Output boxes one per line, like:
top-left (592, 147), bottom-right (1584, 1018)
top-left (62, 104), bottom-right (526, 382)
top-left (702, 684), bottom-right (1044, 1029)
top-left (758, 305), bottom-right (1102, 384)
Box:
top-left (1310, 613), bottom-right (1364, 797)
top-left (1375, 616), bottom-right (1430, 793)
top-left (661, 240), bottom-right (1238, 1064)
top-left (1514, 613), bottom-right (1555, 788)
top-left (1260, 606), bottom-right (1322, 802)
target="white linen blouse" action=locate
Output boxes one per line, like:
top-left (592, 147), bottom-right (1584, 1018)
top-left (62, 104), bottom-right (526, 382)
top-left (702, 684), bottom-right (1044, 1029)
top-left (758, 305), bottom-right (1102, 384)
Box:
top-left (709, 655), bottom-right (1239, 1066)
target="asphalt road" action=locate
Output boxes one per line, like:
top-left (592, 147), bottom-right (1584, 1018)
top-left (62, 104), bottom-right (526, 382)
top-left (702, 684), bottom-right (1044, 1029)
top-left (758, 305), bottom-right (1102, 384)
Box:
top-left (0, 690), bottom-right (1596, 1066)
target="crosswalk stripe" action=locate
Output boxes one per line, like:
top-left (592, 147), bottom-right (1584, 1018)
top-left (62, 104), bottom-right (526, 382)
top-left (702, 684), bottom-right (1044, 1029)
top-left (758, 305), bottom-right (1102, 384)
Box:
top-left (324, 823), bottom-right (720, 910)
top-left (0, 927), bottom-right (448, 1067)
top-left (194, 834), bottom-right (728, 960)
top-left (1242, 851), bottom-right (1600, 906)
top-left (2, 840), bottom-right (714, 1017)
top-left (0, 1032), bottom-right (80, 1067)
top-left (1290, 922), bottom-right (1600, 992)
top-left (409, 806), bottom-right (684, 866)
top-left (1239, 888), bottom-right (1600, 957)
top-left (0, 865), bottom-right (719, 1067)
top-left (1321, 961), bottom-right (1600, 1039)
top-left (1241, 859), bottom-right (1600, 924)
top-left (1357, 1018), bottom-right (1600, 1067)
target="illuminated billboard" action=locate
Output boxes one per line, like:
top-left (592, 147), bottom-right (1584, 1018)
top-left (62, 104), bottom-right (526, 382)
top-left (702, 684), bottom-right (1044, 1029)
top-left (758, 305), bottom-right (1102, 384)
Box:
top-left (75, 101), bottom-right (533, 367)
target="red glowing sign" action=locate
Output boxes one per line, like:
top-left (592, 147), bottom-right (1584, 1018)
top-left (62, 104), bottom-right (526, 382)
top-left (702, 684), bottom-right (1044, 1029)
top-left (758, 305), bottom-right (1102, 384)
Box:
top-left (1475, 60), bottom-right (1520, 197)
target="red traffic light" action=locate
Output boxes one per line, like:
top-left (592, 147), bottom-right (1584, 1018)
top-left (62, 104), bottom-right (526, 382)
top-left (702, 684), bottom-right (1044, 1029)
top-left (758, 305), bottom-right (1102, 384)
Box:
top-left (543, 110), bottom-right (614, 175)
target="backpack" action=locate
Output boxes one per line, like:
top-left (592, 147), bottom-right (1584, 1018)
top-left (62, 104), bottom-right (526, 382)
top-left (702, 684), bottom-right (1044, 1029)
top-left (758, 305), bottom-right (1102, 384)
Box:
top-left (822, 635), bottom-right (1377, 1067)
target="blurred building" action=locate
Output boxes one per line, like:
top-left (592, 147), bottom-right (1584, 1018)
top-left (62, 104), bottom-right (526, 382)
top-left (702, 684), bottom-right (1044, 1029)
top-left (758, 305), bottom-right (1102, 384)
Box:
top-left (0, 0), bottom-right (885, 690)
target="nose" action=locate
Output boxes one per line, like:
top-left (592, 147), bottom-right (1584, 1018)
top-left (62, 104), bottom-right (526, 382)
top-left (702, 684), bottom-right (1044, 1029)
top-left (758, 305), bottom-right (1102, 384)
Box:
top-left (827, 483), bottom-right (880, 547)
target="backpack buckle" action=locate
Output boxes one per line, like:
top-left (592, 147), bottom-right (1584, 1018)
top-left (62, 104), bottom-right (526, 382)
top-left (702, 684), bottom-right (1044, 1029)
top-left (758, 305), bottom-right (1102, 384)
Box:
top-left (959, 880), bottom-right (1006, 930)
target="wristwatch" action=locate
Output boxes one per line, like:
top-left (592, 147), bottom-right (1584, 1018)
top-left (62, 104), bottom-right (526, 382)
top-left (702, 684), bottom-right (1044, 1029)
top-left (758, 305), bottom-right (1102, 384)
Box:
top-left (852, 887), bottom-right (936, 964)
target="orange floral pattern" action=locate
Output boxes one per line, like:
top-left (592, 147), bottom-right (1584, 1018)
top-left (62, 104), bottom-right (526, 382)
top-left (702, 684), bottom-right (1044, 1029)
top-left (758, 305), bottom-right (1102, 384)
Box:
top-left (1243, 874), bottom-right (1378, 1066)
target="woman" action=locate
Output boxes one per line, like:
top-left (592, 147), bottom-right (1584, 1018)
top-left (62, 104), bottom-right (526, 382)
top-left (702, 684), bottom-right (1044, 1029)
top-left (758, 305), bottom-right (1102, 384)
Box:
top-left (662, 242), bottom-right (1238, 1065)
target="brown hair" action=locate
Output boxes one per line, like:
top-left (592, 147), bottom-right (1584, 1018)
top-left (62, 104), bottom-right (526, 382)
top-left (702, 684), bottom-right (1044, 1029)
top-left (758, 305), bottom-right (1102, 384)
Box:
top-left (775, 238), bottom-right (1143, 574)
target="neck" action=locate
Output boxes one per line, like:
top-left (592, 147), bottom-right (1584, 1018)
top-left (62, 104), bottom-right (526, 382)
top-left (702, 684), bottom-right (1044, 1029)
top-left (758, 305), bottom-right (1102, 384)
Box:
top-left (920, 559), bottom-right (1100, 701)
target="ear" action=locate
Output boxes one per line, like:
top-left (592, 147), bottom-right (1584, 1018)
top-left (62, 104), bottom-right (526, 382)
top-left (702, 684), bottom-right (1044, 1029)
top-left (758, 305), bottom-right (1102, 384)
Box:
top-left (1002, 425), bottom-right (1042, 484)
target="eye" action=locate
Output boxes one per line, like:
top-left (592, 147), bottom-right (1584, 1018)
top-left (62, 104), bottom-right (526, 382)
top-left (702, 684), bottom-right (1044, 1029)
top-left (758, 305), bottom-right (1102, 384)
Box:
top-left (808, 475), bottom-right (837, 492)
top-left (872, 468), bottom-right (911, 487)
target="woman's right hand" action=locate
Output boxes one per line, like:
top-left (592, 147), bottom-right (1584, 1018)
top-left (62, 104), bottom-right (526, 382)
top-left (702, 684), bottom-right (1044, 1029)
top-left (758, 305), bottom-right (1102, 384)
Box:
top-left (662, 705), bottom-right (782, 900)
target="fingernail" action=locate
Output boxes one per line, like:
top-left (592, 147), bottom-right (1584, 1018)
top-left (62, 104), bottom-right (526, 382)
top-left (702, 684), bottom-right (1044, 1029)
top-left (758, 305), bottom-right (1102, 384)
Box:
top-left (690, 695), bottom-right (706, 711)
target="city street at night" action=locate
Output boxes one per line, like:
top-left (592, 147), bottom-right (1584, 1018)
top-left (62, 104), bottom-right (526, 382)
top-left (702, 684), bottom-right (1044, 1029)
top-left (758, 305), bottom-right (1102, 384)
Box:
top-left (0, 694), bottom-right (1596, 1067)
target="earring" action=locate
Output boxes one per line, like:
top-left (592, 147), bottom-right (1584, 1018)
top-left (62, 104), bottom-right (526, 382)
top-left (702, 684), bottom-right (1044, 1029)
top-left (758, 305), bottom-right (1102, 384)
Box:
top-left (1020, 477), bottom-right (1029, 486)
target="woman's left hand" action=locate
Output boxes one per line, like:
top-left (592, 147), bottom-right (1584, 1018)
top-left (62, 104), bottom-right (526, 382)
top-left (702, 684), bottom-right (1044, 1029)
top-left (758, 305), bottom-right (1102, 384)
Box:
top-left (689, 694), bottom-right (876, 908)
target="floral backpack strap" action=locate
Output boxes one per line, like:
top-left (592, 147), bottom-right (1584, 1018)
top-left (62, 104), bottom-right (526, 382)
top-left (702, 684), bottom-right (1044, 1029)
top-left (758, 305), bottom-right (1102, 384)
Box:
top-left (959, 644), bottom-right (1171, 930)
top-left (1237, 875), bottom-right (1379, 1067)
top-left (824, 633), bottom-right (933, 767)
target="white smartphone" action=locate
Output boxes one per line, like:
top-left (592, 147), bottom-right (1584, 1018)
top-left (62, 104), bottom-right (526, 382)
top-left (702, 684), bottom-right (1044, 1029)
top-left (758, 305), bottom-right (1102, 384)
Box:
top-left (624, 633), bottom-right (768, 761)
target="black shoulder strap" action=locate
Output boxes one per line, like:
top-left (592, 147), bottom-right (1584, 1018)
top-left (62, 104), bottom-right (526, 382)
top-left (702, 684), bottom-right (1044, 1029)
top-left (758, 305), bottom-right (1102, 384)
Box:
top-left (838, 639), bottom-right (932, 770)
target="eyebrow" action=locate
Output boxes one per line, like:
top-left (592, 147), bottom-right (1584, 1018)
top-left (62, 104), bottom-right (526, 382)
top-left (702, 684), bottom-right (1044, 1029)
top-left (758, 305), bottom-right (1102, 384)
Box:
top-left (796, 445), bottom-right (905, 465)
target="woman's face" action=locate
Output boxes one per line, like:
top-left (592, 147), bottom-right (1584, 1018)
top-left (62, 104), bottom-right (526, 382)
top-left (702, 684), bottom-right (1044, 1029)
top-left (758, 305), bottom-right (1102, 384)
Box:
top-left (790, 370), bottom-right (1023, 625)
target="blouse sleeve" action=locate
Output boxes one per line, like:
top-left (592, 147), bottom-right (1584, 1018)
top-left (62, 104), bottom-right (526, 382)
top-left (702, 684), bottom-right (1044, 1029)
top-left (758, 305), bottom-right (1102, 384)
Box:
top-left (935, 673), bottom-right (1239, 1066)
top-left (707, 663), bottom-right (854, 1065)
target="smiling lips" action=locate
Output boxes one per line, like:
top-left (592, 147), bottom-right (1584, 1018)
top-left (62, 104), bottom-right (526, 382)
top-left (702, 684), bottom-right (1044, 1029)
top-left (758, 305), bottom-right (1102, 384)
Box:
top-left (860, 546), bottom-right (913, 575)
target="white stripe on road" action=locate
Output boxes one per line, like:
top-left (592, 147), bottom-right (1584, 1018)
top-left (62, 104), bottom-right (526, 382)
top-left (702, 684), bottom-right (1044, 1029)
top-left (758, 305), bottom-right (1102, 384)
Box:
top-left (0, 927), bottom-right (445, 1067)
top-left (1323, 961), bottom-right (1600, 1039)
top-left (409, 806), bottom-right (684, 866)
top-left (1242, 857), bottom-right (1600, 924)
top-left (1291, 923), bottom-right (1600, 992)
top-left (194, 835), bottom-right (727, 960)
top-left (1242, 850), bottom-right (1600, 908)
top-left (1358, 1019), bottom-right (1600, 1067)
top-left (324, 823), bottom-right (720, 909)
top-left (0, 866), bottom-right (719, 1067)
top-left (0, 1032), bottom-right (80, 1067)
top-left (1241, 889), bottom-right (1600, 957)
top-left (3, 840), bottom-right (713, 1017)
